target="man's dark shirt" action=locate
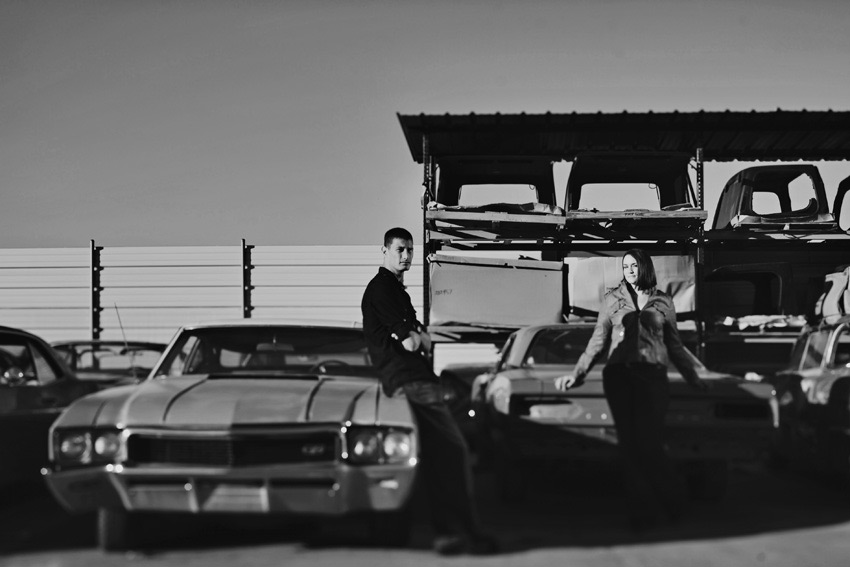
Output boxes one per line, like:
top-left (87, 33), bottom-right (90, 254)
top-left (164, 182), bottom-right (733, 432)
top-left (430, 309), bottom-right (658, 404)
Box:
top-left (361, 267), bottom-right (436, 395)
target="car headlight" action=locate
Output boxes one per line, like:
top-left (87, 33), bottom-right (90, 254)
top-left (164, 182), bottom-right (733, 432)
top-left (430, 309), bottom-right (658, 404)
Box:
top-left (59, 433), bottom-right (90, 461)
top-left (382, 431), bottom-right (412, 463)
top-left (345, 428), bottom-right (413, 465)
top-left (54, 429), bottom-right (124, 466)
top-left (93, 432), bottom-right (122, 458)
top-left (350, 430), bottom-right (382, 463)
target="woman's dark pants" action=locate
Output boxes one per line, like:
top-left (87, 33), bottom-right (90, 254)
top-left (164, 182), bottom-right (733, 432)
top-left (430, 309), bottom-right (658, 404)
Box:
top-left (602, 363), bottom-right (688, 524)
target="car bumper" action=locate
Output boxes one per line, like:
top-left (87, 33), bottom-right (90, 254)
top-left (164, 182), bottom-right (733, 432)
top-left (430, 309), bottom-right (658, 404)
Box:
top-left (43, 461), bottom-right (417, 516)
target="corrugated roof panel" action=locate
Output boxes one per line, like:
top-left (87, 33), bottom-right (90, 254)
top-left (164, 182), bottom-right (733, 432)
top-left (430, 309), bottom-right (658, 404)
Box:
top-left (398, 110), bottom-right (850, 162)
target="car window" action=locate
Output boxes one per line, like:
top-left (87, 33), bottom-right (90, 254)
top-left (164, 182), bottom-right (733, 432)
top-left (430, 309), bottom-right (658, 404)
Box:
top-left (523, 328), bottom-right (591, 366)
top-left (799, 330), bottom-right (831, 370)
top-left (0, 338), bottom-right (59, 386)
top-left (576, 183), bottom-right (660, 211)
top-left (831, 326), bottom-right (850, 368)
top-left (458, 184), bottom-right (540, 206)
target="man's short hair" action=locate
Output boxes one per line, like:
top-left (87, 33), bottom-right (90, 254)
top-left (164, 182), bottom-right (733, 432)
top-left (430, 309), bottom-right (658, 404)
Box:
top-left (384, 227), bottom-right (414, 247)
top-left (623, 248), bottom-right (658, 290)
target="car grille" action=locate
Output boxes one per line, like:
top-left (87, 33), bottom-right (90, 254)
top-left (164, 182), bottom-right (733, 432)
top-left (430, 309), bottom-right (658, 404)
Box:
top-left (127, 433), bottom-right (339, 466)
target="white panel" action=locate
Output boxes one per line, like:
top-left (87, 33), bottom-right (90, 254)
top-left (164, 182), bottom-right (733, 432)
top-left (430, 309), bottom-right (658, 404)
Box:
top-left (101, 288), bottom-right (240, 308)
top-left (0, 309), bottom-right (90, 330)
top-left (432, 343), bottom-right (501, 376)
top-left (0, 289), bottom-right (90, 308)
top-left (252, 245), bottom-right (425, 266)
top-left (0, 269), bottom-right (90, 288)
top-left (250, 306), bottom-right (364, 324)
top-left (100, 246), bottom-right (241, 267)
top-left (29, 328), bottom-right (92, 343)
top-left (100, 266), bottom-right (242, 287)
top-left (0, 248), bottom-right (90, 267)
top-left (99, 307), bottom-right (243, 330)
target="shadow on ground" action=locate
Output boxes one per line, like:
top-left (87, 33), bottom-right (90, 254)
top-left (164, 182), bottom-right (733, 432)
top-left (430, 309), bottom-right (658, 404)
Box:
top-left (2, 462), bottom-right (849, 555)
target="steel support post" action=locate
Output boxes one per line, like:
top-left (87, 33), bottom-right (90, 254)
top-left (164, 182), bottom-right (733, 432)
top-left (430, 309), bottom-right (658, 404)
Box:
top-left (90, 240), bottom-right (103, 340)
top-left (694, 148), bottom-right (706, 360)
top-left (241, 239), bottom-right (254, 318)
top-left (422, 133), bottom-right (434, 328)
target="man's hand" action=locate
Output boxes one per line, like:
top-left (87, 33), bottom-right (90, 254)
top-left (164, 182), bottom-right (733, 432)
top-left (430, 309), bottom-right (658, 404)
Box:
top-left (401, 331), bottom-right (422, 353)
top-left (689, 378), bottom-right (710, 392)
top-left (554, 374), bottom-right (577, 391)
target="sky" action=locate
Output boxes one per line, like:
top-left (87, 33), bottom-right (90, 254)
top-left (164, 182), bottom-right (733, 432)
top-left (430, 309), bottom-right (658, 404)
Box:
top-left (1, 0), bottom-right (849, 248)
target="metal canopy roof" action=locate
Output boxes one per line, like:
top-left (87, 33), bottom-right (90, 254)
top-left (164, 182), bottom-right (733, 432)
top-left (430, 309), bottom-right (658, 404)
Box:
top-left (397, 110), bottom-right (850, 163)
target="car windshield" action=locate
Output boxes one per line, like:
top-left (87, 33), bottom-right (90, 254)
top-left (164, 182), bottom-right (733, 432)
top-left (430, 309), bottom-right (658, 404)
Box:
top-left (153, 326), bottom-right (376, 379)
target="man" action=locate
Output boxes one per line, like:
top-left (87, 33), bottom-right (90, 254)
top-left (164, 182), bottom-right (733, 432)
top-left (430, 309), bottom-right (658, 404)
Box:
top-left (361, 227), bottom-right (496, 556)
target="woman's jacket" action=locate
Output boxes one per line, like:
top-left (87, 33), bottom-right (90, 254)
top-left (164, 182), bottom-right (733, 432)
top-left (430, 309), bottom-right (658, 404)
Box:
top-left (573, 280), bottom-right (700, 385)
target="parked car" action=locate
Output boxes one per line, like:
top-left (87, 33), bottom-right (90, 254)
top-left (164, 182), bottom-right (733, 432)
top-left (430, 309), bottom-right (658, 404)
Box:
top-left (471, 323), bottom-right (778, 502)
top-left (0, 325), bottom-right (97, 487)
top-left (43, 320), bottom-right (418, 551)
top-left (51, 340), bottom-right (166, 387)
top-left (770, 313), bottom-right (850, 476)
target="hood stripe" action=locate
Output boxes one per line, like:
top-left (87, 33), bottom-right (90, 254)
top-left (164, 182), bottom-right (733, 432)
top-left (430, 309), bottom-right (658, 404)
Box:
top-left (162, 377), bottom-right (209, 423)
top-left (304, 378), bottom-right (327, 422)
top-left (344, 386), bottom-right (372, 423)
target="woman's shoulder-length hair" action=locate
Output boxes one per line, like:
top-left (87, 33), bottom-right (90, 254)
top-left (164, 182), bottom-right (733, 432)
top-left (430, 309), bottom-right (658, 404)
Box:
top-left (622, 248), bottom-right (657, 291)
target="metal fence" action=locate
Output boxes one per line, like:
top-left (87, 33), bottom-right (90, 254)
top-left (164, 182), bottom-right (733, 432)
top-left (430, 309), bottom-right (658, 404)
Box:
top-left (0, 241), bottom-right (424, 344)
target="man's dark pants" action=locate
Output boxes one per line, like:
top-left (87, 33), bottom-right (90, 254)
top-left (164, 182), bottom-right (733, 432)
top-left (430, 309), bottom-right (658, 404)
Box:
top-left (602, 363), bottom-right (688, 523)
top-left (397, 379), bottom-right (479, 538)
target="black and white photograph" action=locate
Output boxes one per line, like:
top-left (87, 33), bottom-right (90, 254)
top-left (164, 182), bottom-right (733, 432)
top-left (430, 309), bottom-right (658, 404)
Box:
top-left (2, 1), bottom-right (850, 566)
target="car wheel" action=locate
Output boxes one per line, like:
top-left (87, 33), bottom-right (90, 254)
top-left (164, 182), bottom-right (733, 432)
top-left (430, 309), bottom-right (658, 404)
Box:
top-left (367, 507), bottom-right (413, 547)
top-left (686, 460), bottom-right (729, 501)
top-left (97, 507), bottom-right (135, 552)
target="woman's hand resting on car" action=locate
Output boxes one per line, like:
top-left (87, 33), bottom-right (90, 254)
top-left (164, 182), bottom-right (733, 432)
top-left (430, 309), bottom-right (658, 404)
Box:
top-left (554, 374), bottom-right (578, 391)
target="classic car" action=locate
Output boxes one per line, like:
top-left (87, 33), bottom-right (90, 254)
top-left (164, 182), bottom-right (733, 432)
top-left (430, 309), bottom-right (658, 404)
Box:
top-left (471, 323), bottom-right (778, 502)
top-left (770, 312), bottom-right (850, 476)
top-left (42, 320), bottom-right (418, 551)
top-left (51, 339), bottom-right (166, 387)
top-left (0, 325), bottom-right (97, 487)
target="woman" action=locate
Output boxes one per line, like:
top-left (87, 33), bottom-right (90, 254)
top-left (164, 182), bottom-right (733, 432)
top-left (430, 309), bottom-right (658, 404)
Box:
top-left (554, 249), bottom-right (708, 531)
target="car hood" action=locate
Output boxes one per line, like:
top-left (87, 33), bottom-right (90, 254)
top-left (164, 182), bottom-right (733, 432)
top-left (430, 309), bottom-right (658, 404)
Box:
top-left (55, 374), bottom-right (403, 428)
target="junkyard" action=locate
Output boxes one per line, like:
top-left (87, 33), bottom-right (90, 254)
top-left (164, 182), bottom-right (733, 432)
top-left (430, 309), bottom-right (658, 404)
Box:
top-left (3, 2), bottom-right (850, 566)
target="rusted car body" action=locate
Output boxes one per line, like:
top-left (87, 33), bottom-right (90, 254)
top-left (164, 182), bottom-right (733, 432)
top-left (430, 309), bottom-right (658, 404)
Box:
top-left (43, 320), bottom-right (418, 551)
top-left (472, 323), bottom-right (778, 501)
top-left (703, 164), bottom-right (850, 376)
top-left (769, 266), bottom-right (850, 476)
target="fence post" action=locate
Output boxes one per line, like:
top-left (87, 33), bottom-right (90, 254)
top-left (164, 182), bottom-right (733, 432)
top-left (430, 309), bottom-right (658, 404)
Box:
top-left (242, 239), bottom-right (254, 318)
top-left (90, 239), bottom-right (103, 339)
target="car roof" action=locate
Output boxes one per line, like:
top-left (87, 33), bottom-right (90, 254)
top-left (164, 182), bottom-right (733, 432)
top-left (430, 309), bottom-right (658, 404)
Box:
top-left (177, 318), bottom-right (363, 331)
top-left (0, 325), bottom-right (49, 342)
top-left (51, 339), bottom-right (167, 348)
